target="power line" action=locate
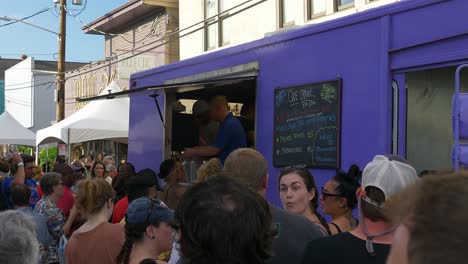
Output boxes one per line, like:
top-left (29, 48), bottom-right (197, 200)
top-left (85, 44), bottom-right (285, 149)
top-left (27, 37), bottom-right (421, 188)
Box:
top-left (0, 8), bottom-right (50, 28)
top-left (65, 0), bottom-right (87, 17)
top-left (67, 6), bottom-right (171, 45)
top-left (65, 0), bottom-right (268, 79)
top-left (5, 81), bottom-right (57, 91)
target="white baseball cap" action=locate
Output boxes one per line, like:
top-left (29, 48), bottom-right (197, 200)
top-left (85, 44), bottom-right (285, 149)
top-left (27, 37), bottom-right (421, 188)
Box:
top-left (361, 155), bottom-right (418, 206)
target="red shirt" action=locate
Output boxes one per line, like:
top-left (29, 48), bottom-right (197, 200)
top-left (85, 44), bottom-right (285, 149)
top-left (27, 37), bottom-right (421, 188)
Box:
top-left (112, 196), bottom-right (128, 224)
top-left (37, 184), bottom-right (43, 198)
top-left (57, 186), bottom-right (74, 217)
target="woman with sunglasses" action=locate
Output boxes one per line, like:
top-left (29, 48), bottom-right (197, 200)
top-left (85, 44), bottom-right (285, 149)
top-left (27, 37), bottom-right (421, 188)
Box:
top-left (65, 179), bottom-right (125, 264)
top-left (279, 167), bottom-right (331, 235)
top-left (320, 165), bottom-right (361, 235)
top-left (117, 197), bottom-right (175, 264)
top-left (158, 159), bottom-right (187, 210)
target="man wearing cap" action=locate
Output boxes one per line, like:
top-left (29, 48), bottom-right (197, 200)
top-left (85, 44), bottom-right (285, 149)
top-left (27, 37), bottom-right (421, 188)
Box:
top-left (192, 99), bottom-right (219, 146)
top-left (183, 96), bottom-right (247, 164)
top-left (301, 154), bottom-right (419, 264)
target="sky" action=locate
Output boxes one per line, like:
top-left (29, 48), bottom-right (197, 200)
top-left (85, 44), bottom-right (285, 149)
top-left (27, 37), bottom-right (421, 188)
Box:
top-left (0, 0), bottom-right (128, 63)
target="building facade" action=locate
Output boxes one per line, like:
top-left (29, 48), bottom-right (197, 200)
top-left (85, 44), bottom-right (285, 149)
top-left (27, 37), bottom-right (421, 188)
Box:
top-left (180, 0), bottom-right (398, 59)
top-left (63, 0), bottom-right (179, 161)
top-left (5, 57), bottom-right (84, 132)
top-left (65, 0), bottom-right (179, 117)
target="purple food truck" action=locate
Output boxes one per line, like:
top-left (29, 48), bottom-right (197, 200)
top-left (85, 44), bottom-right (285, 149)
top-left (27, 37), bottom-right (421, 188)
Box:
top-left (122, 0), bottom-right (468, 205)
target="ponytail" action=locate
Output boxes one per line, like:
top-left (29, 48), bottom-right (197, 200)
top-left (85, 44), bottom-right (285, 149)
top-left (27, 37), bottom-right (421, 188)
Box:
top-left (116, 235), bottom-right (134, 264)
top-left (314, 208), bottom-right (332, 235)
top-left (116, 223), bottom-right (150, 264)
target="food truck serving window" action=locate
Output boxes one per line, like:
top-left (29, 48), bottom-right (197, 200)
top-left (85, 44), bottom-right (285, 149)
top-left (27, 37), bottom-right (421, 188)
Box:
top-left (273, 79), bottom-right (342, 168)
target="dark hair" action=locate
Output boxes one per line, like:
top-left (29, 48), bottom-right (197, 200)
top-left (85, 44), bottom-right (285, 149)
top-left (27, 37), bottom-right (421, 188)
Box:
top-left (158, 159), bottom-right (176, 180)
top-left (279, 168), bottom-right (331, 235)
top-left (11, 184), bottom-right (31, 207)
top-left (20, 154), bottom-right (34, 165)
top-left (55, 155), bottom-right (66, 164)
top-left (176, 176), bottom-right (275, 264)
top-left (0, 160), bottom-right (10, 174)
top-left (53, 164), bottom-right (76, 188)
top-left (126, 171), bottom-right (156, 203)
top-left (40, 172), bottom-right (62, 196)
top-left (79, 155), bottom-right (86, 160)
top-left (117, 220), bottom-right (161, 264)
top-left (332, 164), bottom-right (361, 209)
top-left (87, 154), bottom-right (94, 161)
top-left (112, 162), bottom-right (136, 202)
top-left (90, 161), bottom-right (105, 178)
top-left (361, 186), bottom-right (387, 222)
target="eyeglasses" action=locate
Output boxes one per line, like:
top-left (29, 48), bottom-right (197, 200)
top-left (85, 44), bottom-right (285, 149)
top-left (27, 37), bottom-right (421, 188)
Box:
top-left (145, 198), bottom-right (159, 225)
top-left (280, 164), bottom-right (307, 174)
top-left (321, 187), bottom-right (344, 198)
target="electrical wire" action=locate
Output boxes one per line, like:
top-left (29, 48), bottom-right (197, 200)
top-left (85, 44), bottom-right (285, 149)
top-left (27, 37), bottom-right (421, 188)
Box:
top-left (66, 0), bottom-right (87, 17)
top-left (65, 0), bottom-right (268, 79)
top-left (0, 8), bottom-right (50, 28)
top-left (67, 6), bottom-right (170, 44)
top-left (4, 81), bottom-right (57, 91)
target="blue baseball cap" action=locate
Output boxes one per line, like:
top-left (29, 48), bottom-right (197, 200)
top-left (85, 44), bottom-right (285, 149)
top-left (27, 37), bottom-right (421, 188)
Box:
top-left (126, 197), bottom-right (175, 225)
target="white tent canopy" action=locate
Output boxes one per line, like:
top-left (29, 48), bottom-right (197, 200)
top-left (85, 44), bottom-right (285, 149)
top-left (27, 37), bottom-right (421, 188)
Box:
top-left (36, 81), bottom-right (129, 146)
top-left (0, 112), bottom-right (36, 146)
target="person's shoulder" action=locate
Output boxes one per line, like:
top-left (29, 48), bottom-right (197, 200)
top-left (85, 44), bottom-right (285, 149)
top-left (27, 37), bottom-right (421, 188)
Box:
top-left (307, 232), bottom-right (356, 249)
top-left (104, 222), bottom-right (125, 234)
top-left (270, 205), bottom-right (324, 237)
top-left (2, 177), bottom-right (13, 187)
top-left (115, 197), bottom-right (128, 208)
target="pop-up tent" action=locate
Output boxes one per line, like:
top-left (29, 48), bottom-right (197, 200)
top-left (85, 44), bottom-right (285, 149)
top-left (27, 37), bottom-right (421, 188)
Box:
top-left (36, 81), bottom-right (129, 146)
top-left (0, 112), bottom-right (36, 146)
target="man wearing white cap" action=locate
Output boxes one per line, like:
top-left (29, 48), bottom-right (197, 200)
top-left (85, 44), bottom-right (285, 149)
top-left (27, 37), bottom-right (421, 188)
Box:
top-left (192, 100), bottom-right (219, 146)
top-left (301, 154), bottom-right (419, 264)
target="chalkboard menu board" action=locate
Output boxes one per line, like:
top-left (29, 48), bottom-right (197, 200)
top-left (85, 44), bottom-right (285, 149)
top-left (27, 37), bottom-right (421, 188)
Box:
top-left (273, 79), bottom-right (342, 168)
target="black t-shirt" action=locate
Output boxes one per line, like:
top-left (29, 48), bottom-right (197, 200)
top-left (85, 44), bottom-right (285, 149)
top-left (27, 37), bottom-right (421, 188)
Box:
top-left (139, 259), bottom-right (157, 264)
top-left (301, 232), bottom-right (390, 264)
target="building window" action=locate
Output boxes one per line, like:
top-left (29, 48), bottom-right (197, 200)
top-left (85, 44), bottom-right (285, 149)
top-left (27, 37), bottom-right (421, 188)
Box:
top-left (336, 0), bottom-right (355, 11)
top-left (220, 0), bottom-right (234, 46)
top-left (278, 0), bottom-right (295, 28)
top-left (308, 0), bottom-right (326, 19)
top-left (205, 0), bottom-right (233, 51)
top-left (205, 0), bottom-right (218, 50)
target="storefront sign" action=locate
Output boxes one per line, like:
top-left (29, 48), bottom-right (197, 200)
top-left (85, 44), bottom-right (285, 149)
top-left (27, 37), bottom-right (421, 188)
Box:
top-left (118, 55), bottom-right (157, 80)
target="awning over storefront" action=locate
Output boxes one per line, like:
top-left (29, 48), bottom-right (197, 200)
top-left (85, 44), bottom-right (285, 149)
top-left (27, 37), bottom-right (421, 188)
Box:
top-left (0, 112), bottom-right (36, 146)
top-left (36, 81), bottom-right (129, 146)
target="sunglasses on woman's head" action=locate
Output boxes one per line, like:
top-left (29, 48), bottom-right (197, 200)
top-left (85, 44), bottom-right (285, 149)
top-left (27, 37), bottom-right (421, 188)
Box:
top-left (280, 164), bottom-right (307, 174)
top-left (321, 187), bottom-right (344, 198)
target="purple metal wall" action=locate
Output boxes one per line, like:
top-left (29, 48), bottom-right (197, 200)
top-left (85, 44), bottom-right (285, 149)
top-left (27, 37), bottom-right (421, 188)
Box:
top-left (128, 0), bottom-right (468, 205)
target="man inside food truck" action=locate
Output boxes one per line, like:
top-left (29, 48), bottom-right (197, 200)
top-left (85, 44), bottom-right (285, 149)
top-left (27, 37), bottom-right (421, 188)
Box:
top-left (182, 95), bottom-right (247, 163)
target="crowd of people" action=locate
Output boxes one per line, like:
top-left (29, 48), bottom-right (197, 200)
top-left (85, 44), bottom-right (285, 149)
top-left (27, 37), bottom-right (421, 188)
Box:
top-left (0, 95), bottom-right (467, 264)
top-left (0, 148), bottom-right (466, 264)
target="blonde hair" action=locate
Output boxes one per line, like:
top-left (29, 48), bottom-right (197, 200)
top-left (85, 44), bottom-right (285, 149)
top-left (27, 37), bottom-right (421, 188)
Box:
top-left (76, 179), bottom-right (115, 216)
top-left (33, 166), bottom-right (43, 178)
top-left (223, 148), bottom-right (268, 191)
top-left (196, 158), bottom-right (222, 183)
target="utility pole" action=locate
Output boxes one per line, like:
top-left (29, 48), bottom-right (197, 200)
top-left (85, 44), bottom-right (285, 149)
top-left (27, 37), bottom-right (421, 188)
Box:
top-left (56, 0), bottom-right (66, 121)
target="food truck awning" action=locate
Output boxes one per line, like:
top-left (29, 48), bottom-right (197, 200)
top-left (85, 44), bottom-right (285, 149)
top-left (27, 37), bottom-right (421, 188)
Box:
top-left (76, 62), bottom-right (259, 102)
